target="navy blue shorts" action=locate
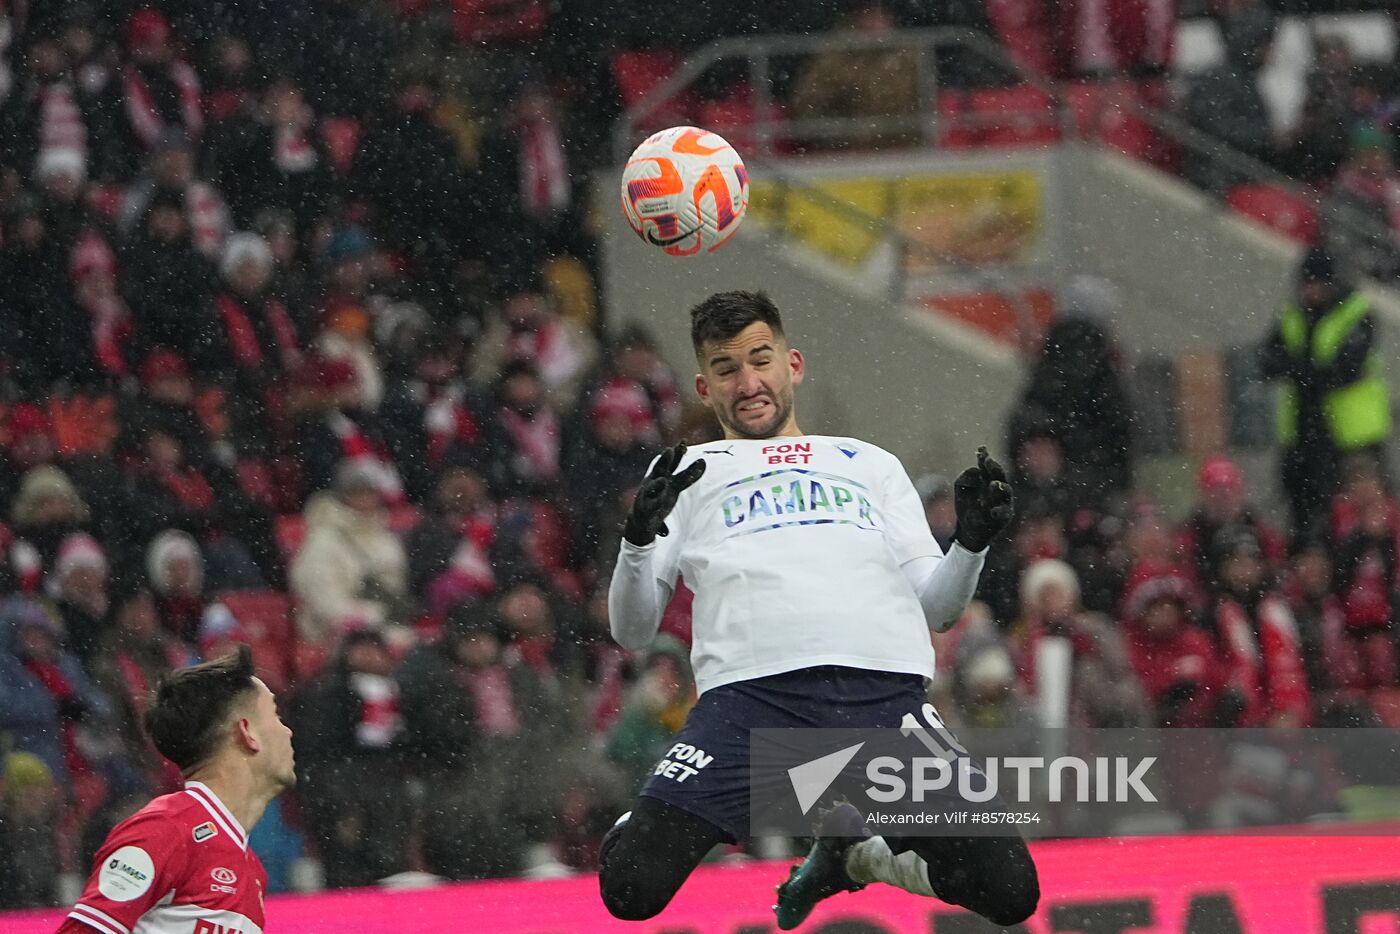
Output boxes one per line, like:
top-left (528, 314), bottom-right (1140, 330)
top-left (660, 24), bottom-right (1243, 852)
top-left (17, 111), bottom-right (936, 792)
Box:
top-left (640, 666), bottom-right (935, 843)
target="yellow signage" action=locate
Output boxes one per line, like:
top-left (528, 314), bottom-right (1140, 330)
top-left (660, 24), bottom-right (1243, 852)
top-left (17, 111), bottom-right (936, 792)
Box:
top-left (749, 170), bottom-right (1044, 271)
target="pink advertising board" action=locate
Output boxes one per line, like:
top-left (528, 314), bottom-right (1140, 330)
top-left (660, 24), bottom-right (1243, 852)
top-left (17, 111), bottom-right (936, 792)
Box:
top-left (9, 831), bottom-right (1400, 932)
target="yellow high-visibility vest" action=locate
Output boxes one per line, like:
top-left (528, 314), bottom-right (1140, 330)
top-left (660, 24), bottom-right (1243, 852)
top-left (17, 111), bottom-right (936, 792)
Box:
top-left (1276, 294), bottom-right (1391, 449)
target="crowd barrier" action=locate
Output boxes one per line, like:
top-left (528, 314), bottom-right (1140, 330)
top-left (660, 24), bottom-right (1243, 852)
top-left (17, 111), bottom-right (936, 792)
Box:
top-left (8, 828), bottom-right (1400, 932)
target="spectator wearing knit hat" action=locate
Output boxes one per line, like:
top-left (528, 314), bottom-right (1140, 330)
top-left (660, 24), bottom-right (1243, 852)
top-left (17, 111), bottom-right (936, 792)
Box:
top-left (288, 354), bottom-right (405, 504)
top-left (1176, 454), bottom-right (1285, 598)
top-left (11, 465), bottom-right (92, 579)
top-left (98, 9), bottom-right (202, 179)
top-left (565, 380), bottom-right (656, 558)
top-left (1206, 529), bottom-right (1311, 727)
top-left (48, 531), bottom-right (111, 666)
top-left (1011, 558), bottom-right (1149, 728)
top-left (204, 231), bottom-right (304, 437)
top-left (0, 29), bottom-right (97, 186)
top-left (145, 529), bottom-right (207, 642)
top-left (290, 461), bottom-right (412, 649)
top-left (1123, 570), bottom-right (1221, 727)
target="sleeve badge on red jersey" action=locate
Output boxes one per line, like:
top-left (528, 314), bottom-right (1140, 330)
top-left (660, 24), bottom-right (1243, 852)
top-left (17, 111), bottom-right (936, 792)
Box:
top-left (192, 821), bottom-right (219, 843)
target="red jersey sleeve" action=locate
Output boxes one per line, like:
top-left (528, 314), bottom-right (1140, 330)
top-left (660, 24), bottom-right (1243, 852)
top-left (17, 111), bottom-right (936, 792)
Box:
top-left (67, 812), bottom-right (188, 934)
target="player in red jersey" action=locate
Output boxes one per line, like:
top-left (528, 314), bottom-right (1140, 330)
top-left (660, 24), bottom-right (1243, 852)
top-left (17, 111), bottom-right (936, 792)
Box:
top-left (58, 645), bottom-right (295, 934)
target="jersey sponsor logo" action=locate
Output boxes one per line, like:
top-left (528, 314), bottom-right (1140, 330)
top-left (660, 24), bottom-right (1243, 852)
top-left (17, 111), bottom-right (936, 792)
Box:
top-left (653, 742), bottom-right (713, 783)
top-left (97, 845), bottom-right (155, 901)
top-left (720, 471), bottom-right (878, 533)
top-left (194, 921), bottom-right (245, 934)
top-left (702, 445), bottom-right (734, 456)
top-left (211, 867), bottom-right (237, 884)
top-left (192, 821), bottom-right (218, 843)
top-left (763, 441), bottom-right (811, 465)
top-left (837, 445), bottom-right (858, 459)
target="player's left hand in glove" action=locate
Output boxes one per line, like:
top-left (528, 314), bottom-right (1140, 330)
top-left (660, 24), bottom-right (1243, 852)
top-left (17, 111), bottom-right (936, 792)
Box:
top-left (624, 442), bottom-right (706, 547)
top-left (952, 445), bottom-right (1014, 552)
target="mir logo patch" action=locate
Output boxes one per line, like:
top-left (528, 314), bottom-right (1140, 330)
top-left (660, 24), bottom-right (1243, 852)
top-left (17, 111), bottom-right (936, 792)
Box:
top-left (192, 821), bottom-right (218, 843)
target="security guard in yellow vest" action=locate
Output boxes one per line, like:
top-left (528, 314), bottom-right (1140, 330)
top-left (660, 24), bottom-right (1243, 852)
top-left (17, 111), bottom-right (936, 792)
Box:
top-left (1260, 248), bottom-right (1390, 534)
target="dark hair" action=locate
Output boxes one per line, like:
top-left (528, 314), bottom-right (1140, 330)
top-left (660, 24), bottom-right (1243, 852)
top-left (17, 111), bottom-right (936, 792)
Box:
top-left (689, 290), bottom-right (785, 359)
top-left (144, 644), bottom-right (258, 772)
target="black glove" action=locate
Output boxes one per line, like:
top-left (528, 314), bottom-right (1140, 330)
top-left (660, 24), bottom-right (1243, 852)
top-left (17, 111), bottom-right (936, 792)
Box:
top-left (624, 442), bottom-right (706, 547)
top-left (952, 446), bottom-right (1014, 552)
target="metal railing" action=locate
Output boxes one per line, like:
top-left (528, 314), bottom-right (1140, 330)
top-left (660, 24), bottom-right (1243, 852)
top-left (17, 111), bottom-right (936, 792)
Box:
top-left (613, 25), bottom-right (1398, 328)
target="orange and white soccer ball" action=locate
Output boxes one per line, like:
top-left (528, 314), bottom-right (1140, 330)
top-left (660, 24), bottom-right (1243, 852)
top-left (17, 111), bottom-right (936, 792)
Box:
top-left (621, 126), bottom-right (749, 256)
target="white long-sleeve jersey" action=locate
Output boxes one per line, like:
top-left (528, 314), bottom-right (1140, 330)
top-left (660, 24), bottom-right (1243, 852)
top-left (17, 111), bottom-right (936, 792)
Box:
top-left (608, 435), bottom-right (985, 695)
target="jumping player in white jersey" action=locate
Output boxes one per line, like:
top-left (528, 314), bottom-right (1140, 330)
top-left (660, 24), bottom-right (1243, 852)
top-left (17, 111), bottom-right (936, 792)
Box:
top-left (57, 645), bottom-right (294, 934)
top-left (600, 291), bottom-right (1039, 928)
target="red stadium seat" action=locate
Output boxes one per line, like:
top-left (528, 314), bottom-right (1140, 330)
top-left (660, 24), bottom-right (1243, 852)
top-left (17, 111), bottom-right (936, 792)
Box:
top-left (611, 51), bottom-right (693, 125)
top-left (935, 92), bottom-right (981, 149)
top-left (1066, 81), bottom-right (1157, 160)
top-left (1226, 183), bottom-right (1320, 245)
top-left (968, 85), bottom-right (1059, 148)
top-left (697, 92), bottom-right (787, 155)
top-left (48, 395), bottom-right (118, 456)
top-left (217, 590), bottom-right (295, 693)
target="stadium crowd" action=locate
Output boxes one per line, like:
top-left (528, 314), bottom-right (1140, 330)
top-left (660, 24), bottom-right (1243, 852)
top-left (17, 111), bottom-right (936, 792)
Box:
top-left (0, 0), bottom-right (1398, 911)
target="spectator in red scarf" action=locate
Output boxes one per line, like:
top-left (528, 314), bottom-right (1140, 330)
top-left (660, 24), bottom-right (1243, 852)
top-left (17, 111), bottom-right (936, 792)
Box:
top-left (477, 82), bottom-right (591, 281)
top-left (1206, 529), bottom-right (1311, 727)
top-left (381, 330), bottom-right (492, 502)
top-left (289, 355), bottom-right (406, 503)
top-left (118, 132), bottom-right (230, 260)
top-left (566, 381), bottom-right (657, 558)
top-left (406, 465), bottom-right (498, 618)
top-left (144, 529), bottom-right (207, 643)
top-left (1011, 558), bottom-right (1149, 727)
top-left (1123, 570), bottom-right (1221, 727)
top-left (576, 324), bottom-right (682, 446)
top-left (70, 229), bottom-right (135, 384)
top-left (48, 531), bottom-right (111, 668)
top-left (0, 595), bottom-right (114, 793)
top-left (474, 288), bottom-right (598, 407)
top-left (205, 231), bottom-right (303, 420)
top-left (101, 9), bottom-right (203, 179)
top-left (89, 587), bottom-right (191, 789)
top-left (316, 302), bottom-right (382, 412)
top-left (0, 29), bottom-right (98, 187)
top-left (487, 360), bottom-right (564, 498)
top-left (293, 628), bottom-right (411, 889)
top-left (212, 73), bottom-right (332, 233)
top-left (494, 573), bottom-right (577, 684)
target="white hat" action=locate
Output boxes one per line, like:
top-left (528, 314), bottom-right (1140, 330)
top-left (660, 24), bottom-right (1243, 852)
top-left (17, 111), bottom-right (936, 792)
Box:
top-left (219, 231), bottom-right (274, 282)
top-left (1020, 558), bottom-right (1080, 611)
top-left (35, 147), bottom-right (87, 183)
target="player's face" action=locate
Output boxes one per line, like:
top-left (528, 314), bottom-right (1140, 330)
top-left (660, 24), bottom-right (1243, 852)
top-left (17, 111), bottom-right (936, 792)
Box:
top-left (250, 678), bottom-right (296, 790)
top-left (696, 322), bottom-right (804, 440)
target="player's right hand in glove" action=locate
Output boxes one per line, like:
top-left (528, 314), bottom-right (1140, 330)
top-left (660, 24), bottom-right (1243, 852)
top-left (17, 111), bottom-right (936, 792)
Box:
top-left (624, 442), bottom-right (706, 547)
top-left (952, 445), bottom-right (1014, 552)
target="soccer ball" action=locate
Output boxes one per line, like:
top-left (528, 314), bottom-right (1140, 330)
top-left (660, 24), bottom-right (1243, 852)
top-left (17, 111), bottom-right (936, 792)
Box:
top-left (621, 126), bottom-right (749, 256)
